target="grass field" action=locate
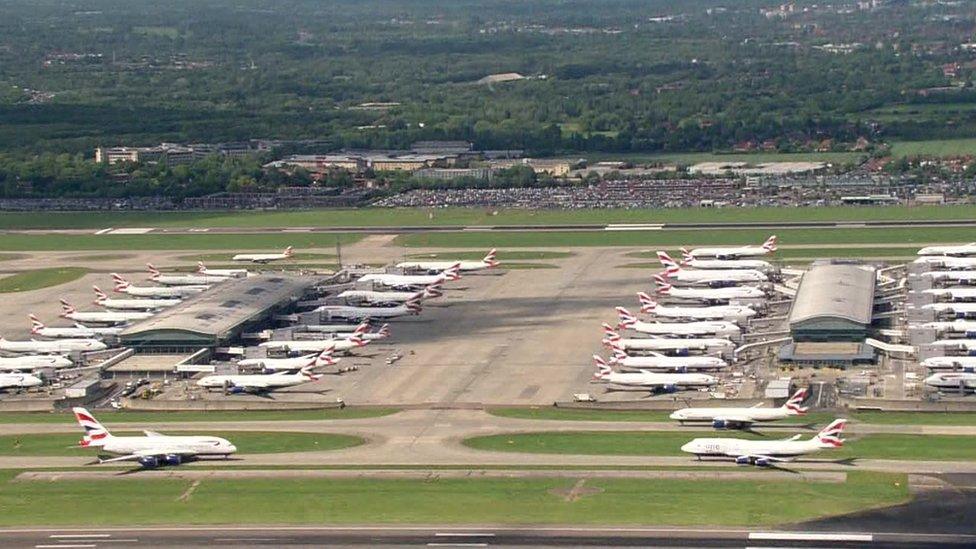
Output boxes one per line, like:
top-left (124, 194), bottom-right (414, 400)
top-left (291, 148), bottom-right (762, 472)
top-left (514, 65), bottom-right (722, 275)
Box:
top-left (489, 408), bottom-right (976, 426)
top-left (0, 267), bottom-right (88, 293)
top-left (0, 233), bottom-right (361, 251)
top-left (0, 408), bottom-right (398, 424)
top-left (891, 138), bottom-right (976, 158)
top-left (0, 431), bottom-right (364, 456)
top-left (0, 205), bottom-right (974, 230)
top-left (462, 431), bottom-right (976, 461)
top-left (395, 226), bottom-right (976, 248)
top-left (0, 471), bottom-right (907, 526)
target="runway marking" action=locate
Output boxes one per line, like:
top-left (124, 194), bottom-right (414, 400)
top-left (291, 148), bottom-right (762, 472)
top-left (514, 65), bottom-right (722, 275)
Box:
top-left (213, 538), bottom-right (282, 542)
top-left (36, 545), bottom-right (96, 548)
top-left (434, 533), bottom-right (495, 537)
top-left (749, 532), bottom-right (873, 541)
top-left (605, 224), bottom-right (664, 231)
top-left (93, 228), bottom-right (113, 235)
top-left (426, 544), bottom-right (488, 547)
top-left (49, 535), bottom-right (111, 538)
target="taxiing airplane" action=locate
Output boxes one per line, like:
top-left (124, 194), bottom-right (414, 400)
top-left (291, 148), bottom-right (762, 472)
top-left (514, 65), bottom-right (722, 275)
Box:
top-left (232, 246), bottom-right (294, 264)
top-left (924, 371), bottom-right (976, 391)
top-left (60, 300), bottom-right (153, 325)
top-left (685, 235), bottom-right (778, 260)
top-left (657, 252), bottom-right (768, 285)
top-left (638, 292), bottom-right (755, 322)
top-left (921, 356), bottom-right (976, 372)
top-left (670, 388), bottom-right (808, 429)
top-left (0, 354), bottom-right (72, 371)
top-left (112, 274), bottom-right (208, 298)
top-left (608, 344), bottom-right (727, 371)
top-left (358, 264), bottom-right (461, 289)
top-left (396, 248), bottom-right (499, 272)
top-left (315, 298), bottom-right (421, 321)
top-left (73, 407), bottom-right (236, 467)
top-left (616, 307), bottom-right (741, 337)
top-left (147, 264), bottom-right (227, 286)
top-left (680, 419), bottom-right (846, 466)
top-left (338, 284), bottom-right (441, 305)
top-left (655, 281), bottom-right (765, 303)
top-left (93, 286), bottom-right (180, 310)
top-left (917, 243), bottom-right (976, 257)
top-left (197, 366), bottom-right (323, 394)
top-left (0, 335), bottom-right (106, 354)
top-left (0, 372), bottom-right (42, 390)
top-left (679, 249), bottom-right (774, 271)
top-left (601, 324), bottom-right (734, 354)
top-left (238, 347), bottom-right (338, 372)
top-left (29, 315), bottom-right (123, 338)
top-left (592, 356), bottom-right (716, 392)
top-left (197, 262), bottom-right (248, 278)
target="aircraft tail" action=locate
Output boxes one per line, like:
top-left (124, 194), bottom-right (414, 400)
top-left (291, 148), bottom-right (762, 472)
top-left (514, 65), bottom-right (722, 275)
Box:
top-left (299, 366), bottom-right (323, 381)
top-left (815, 419), bottom-right (847, 448)
top-left (592, 355), bottom-right (613, 379)
top-left (443, 263), bottom-right (462, 281)
top-left (29, 314), bottom-right (44, 334)
top-left (146, 263), bottom-right (161, 280)
top-left (656, 251), bottom-right (680, 274)
top-left (423, 283), bottom-right (444, 299)
top-left (782, 387), bottom-right (809, 415)
top-left (197, 262), bottom-right (208, 274)
top-left (405, 297), bottom-right (423, 313)
top-left (654, 276), bottom-right (673, 295)
top-left (608, 342), bottom-right (628, 363)
top-left (111, 273), bottom-right (130, 292)
top-left (59, 299), bottom-right (76, 316)
top-left (638, 292), bottom-right (657, 313)
top-left (680, 247), bottom-right (694, 265)
top-left (92, 285), bottom-right (108, 302)
top-left (762, 235), bottom-right (778, 252)
top-left (352, 321), bottom-right (370, 336)
top-left (350, 335), bottom-right (368, 347)
top-left (615, 306), bottom-right (637, 329)
top-left (483, 248), bottom-right (499, 267)
top-left (284, 246), bottom-right (294, 258)
top-left (73, 407), bottom-right (111, 447)
top-left (377, 323), bottom-right (391, 338)
top-left (601, 322), bottom-right (622, 343)
top-left (314, 345), bottom-right (339, 367)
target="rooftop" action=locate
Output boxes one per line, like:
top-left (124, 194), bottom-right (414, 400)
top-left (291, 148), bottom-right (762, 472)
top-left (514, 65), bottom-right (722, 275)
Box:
top-left (788, 264), bottom-right (877, 326)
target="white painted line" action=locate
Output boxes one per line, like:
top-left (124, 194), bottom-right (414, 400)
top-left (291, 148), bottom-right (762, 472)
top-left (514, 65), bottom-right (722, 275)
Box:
top-left (749, 532), bottom-right (873, 542)
top-left (426, 544), bottom-right (488, 548)
top-left (605, 224), bottom-right (663, 231)
top-left (108, 228), bottom-right (154, 235)
top-left (90, 540), bottom-right (139, 544)
top-left (36, 545), bottom-right (96, 548)
top-left (50, 535), bottom-right (111, 538)
top-left (434, 533), bottom-right (495, 537)
top-left (213, 538), bottom-right (280, 542)
top-left (94, 228), bottom-right (113, 235)
top-left (188, 228), bottom-right (210, 232)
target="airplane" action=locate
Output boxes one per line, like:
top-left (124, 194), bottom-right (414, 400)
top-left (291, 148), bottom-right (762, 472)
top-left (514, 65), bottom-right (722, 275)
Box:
top-left (0, 335), bottom-right (107, 354)
top-left (112, 274), bottom-right (208, 298)
top-left (669, 388), bottom-right (809, 429)
top-left (0, 354), bottom-right (72, 371)
top-left (608, 343), bottom-right (727, 371)
top-left (921, 288), bottom-right (976, 302)
top-left (29, 315), bottom-right (123, 338)
top-left (0, 372), bottom-right (43, 391)
top-left (680, 419), bottom-right (847, 467)
top-left (679, 249), bottom-right (774, 272)
top-left (920, 302), bottom-right (976, 317)
top-left (232, 246), bottom-right (294, 264)
top-left (655, 280), bottom-right (765, 303)
top-left (928, 339), bottom-right (976, 352)
top-left (684, 235), bottom-right (778, 260)
top-left (259, 335), bottom-right (367, 354)
top-left (319, 322), bottom-right (390, 342)
top-left (358, 264), bottom-right (461, 290)
top-left (197, 262), bottom-right (248, 278)
top-left (920, 356), bottom-right (976, 372)
top-left (920, 270), bottom-right (976, 283)
top-left (924, 371), bottom-right (976, 391)
top-left (314, 297), bottom-right (422, 321)
top-left (338, 284), bottom-right (441, 305)
top-left (238, 347), bottom-right (339, 372)
top-left (197, 366), bottom-right (323, 394)
top-left (616, 307), bottom-right (741, 337)
top-left (638, 292), bottom-right (756, 322)
top-left (919, 320), bottom-right (976, 336)
top-left (396, 248), bottom-right (499, 272)
top-left (93, 286), bottom-right (180, 311)
top-left (601, 324), bottom-right (734, 354)
top-left (72, 407), bottom-right (236, 467)
top-left (147, 264), bottom-right (227, 286)
top-left (592, 356), bottom-right (716, 393)
top-left (657, 252), bottom-right (768, 285)
top-left (60, 300), bottom-right (153, 325)
top-left (913, 256), bottom-right (976, 269)
top-left (917, 243), bottom-right (976, 257)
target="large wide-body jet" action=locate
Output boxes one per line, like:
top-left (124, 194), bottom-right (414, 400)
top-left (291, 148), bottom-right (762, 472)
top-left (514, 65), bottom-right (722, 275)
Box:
top-left (259, 335), bottom-right (367, 354)
top-left (358, 265), bottom-right (460, 289)
top-left (232, 246), bottom-right (294, 263)
top-left (921, 356), bottom-right (976, 372)
top-left (396, 248), bottom-right (499, 272)
top-left (592, 356), bottom-right (715, 392)
top-left (921, 271), bottom-right (976, 283)
top-left (93, 286), bottom-right (180, 310)
top-left (921, 303), bottom-right (976, 318)
top-left (922, 288), bottom-right (976, 302)
top-left (914, 256), bottom-right (976, 269)
top-left (685, 235), bottom-right (778, 260)
top-left (238, 348), bottom-right (338, 372)
top-left (338, 285), bottom-right (440, 305)
top-left (197, 262), bottom-right (248, 278)
top-left (73, 407), bottom-right (236, 467)
top-left (315, 299), bottom-right (421, 321)
top-left (60, 300), bottom-right (153, 325)
top-left (924, 371), bottom-right (976, 391)
top-left (657, 253), bottom-right (768, 285)
top-left (638, 293), bottom-right (755, 322)
top-left (602, 324), bottom-right (734, 354)
top-left (147, 264), bottom-right (227, 286)
top-left (920, 320), bottom-right (976, 336)
top-left (670, 388), bottom-right (808, 429)
top-left (928, 338), bottom-right (976, 352)
top-left (616, 308), bottom-right (741, 337)
top-left (681, 419), bottom-right (847, 466)
top-left (0, 336), bottom-right (106, 354)
top-left (29, 315), bottom-right (122, 338)
top-left (679, 249), bottom-right (774, 272)
top-left (917, 243), bottom-right (976, 257)
top-left (0, 372), bottom-right (42, 390)
top-left (197, 367), bottom-right (323, 394)
top-left (0, 354), bottom-right (73, 371)
top-left (112, 274), bottom-right (208, 298)
top-left (609, 345), bottom-right (727, 371)
top-left (656, 282), bottom-right (765, 303)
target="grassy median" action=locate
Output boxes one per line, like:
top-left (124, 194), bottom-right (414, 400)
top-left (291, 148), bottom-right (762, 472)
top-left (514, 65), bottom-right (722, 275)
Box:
top-left (0, 267), bottom-right (88, 293)
top-left (0, 408), bottom-right (397, 424)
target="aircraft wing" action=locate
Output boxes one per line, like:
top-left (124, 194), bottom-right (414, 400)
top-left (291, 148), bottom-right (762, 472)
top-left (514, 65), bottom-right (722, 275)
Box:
top-left (98, 447), bottom-right (197, 463)
top-left (713, 415), bottom-right (755, 426)
top-left (736, 454), bottom-right (794, 463)
top-left (143, 430), bottom-right (164, 437)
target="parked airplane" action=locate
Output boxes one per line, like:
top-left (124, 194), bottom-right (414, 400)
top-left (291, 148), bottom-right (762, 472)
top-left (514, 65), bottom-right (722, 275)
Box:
top-left (0, 372), bottom-right (42, 391)
top-left (358, 264), bottom-right (461, 289)
top-left (112, 274), bottom-right (208, 298)
top-left (920, 270), bottom-right (976, 283)
top-left (601, 324), bottom-right (734, 354)
top-left (680, 419), bottom-right (847, 466)
top-left (197, 366), bottom-right (323, 394)
top-left (919, 320), bottom-right (976, 336)
top-left (655, 280), bottom-right (765, 303)
top-left (259, 335), bottom-right (367, 354)
top-left (60, 300), bottom-right (153, 325)
top-left (924, 371), bottom-right (976, 391)
top-left (73, 407), bottom-right (236, 467)
top-left (238, 347), bottom-right (338, 372)
top-left (29, 315), bottom-right (123, 338)
top-left (921, 302), bottom-right (976, 318)
top-left (670, 388), bottom-right (808, 429)
top-left (0, 354), bottom-right (72, 371)
top-left (921, 356), bottom-right (976, 372)
top-left (197, 262), bottom-right (248, 278)
top-left (638, 292), bottom-right (756, 322)
top-left (608, 344), bottom-right (727, 371)
top-left (913, 256), bottom-right (976, 269)
top-left (657, 253), bottom-right (768, 285)
top-left (0, 335), bottom-right (106, 354)
top-left (396, 248), bottom-right (499, 272)
top-left (917, 243), bottom-right (976, 257)
top-left (147, 264), bottom-right (227, 286)
top-left (616, 307), bottom-right (741, 337)
top-left (679, 249), bottom-right (774, 271)
top-left (315, 298), bottom-right (422, 321)
top-left (322, 322), bottom-right (390, 341)
top-left (685, 235), bottom-right (778, 260)
top-left (93, 286), bottom-right (180, 310)
top-left (592, 356), bottom-right (716, 392)
top-left (232, 246), bottom-right (294, 264)
top-left (338, 284), bottom-right (441, 305)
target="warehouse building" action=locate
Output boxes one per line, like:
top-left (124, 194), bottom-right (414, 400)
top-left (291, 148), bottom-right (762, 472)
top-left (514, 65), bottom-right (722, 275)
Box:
top-left (120, 275), bottom-right (319, 351)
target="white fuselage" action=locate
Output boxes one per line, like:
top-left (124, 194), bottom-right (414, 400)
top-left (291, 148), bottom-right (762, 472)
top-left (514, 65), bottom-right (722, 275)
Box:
top-left (121, 285), bottom-right (208, 298)
top-left (680, 437), bottom-right (824, 459)
top-left (922, 271), bottom-right (976, 282)
top-left (237, 355), bottom-right (317, 372)
top-left (299, 324), bottom-right (364, 333)
top-left (683, 258), bottom-right (774, 271)
top-left (596, 371), bottom-right (716, 388)
top-left (922, 303), bottom-right (976, 316)
top-left (259, 338), bottom-right (362, 353)
top-left (627, 320), bottom-right (741, 337)
top-left (33, 325), bottom-right (122, 338)
top-left (396, 260), bottom-right (490, 272)
top-left (0, 355), bottom-right (72, 371)
top-left (63, 310), bottom-right (153, 325)
top-left (688, 246), bottom-right (771, 259)
top-left (0, 338), bottom-right (107, 354)
top-left (928, 339), bottom-right (976, 351)
top-left (665, 269), bottom-right (767, 284)
top-left (920, 320), bottom-right (976, 335)
top-left (0, 373), bottom-right (42, 389)
top-left (670, 406), bottom-right (791, 423)
top-left (649, 304), bottom-right (756, 321)
top-left (315, 304), bottom-right (416, 321)
top-left (231, 253), bottom-right (288, 263)
top-left (98, 435), bottom-right (236, 457)
top-left (154, 274), bottom-right (226, 286)
top-left (200, 268), bottom-right (247, 277)
top-left (197, 372), bottom-right (312, 390)
top-left (662, 286), bottom-right (765, 302)
top-left (914, 257), bottom-right (976, 269)
top-left (609, 337), bottom-right (734, 353)
top-left (917, 244), bottom-right (976, 257)
top-left (358, 273), bottom-right (446, 288)
top-left (921, 356), bottom-right (976, 371)
top-left (338, 290), bottom-right (422, 303)
top-left (614, 354), bottom-right (727, 371)
top-left (924, 372), bottom-right (976, 390)
top-left (96, 297), bottom-right (180, 310)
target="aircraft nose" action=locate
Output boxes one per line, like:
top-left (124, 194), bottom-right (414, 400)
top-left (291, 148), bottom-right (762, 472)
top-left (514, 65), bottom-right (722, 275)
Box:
top-left (227, 444), bottom-right (238, 453)
top-left (680, 441), bottom-right (695, 453)
top-left (669, 411), bottom-right (682, 420)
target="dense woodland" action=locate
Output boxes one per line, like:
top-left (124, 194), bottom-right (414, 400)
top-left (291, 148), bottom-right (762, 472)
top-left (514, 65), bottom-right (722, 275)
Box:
top-left (1, 0), bottom-right (975, 197)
